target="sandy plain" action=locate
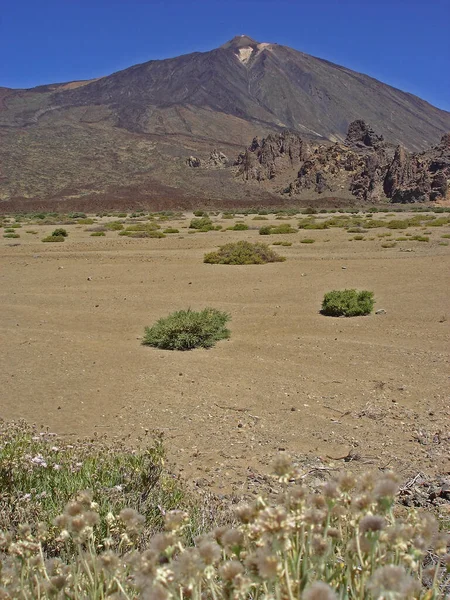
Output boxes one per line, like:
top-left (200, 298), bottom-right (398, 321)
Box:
top-left (1, 211), bottom-right (449, 495)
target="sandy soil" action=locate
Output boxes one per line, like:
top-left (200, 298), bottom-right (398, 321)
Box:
top-left (1, 213), bottom-right (449, 495)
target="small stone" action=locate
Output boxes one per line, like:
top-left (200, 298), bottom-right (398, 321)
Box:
top-left (375, 309), bottom-right (386, 314)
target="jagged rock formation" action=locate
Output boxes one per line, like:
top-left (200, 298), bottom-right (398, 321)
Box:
top-left (234, 121), bottom-right (450, 203)
top-left (384, 134), bottom-right (450, 202)
top-left (235, 131), bottom-right (310, 181)
top-left (186, 150), bottom-right (229, 169)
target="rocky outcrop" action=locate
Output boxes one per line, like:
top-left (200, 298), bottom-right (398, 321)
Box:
top-left (186, 149), bottom-right (229, 169)
top-left (235, 131), bottom-right (310, 181)
top-left (235, 121), bottom-right (450, 203)
top-left (384, 134), bottom-right (450, 203)
top-left (345, 119), bottom-right (384, 149)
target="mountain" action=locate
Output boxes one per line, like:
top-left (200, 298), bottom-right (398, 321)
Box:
top-left (1, 35), bottom-right (449, 210)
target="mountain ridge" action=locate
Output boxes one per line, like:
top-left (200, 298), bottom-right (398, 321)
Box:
top-left (1, 36), bottom-right (449, 209)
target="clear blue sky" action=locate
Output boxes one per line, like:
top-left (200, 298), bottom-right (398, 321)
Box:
top-left (1, 0), bottom-right (449, 111)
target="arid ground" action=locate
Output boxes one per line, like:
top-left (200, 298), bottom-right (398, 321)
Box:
top-left (1, 211), bottom-right (449, 496)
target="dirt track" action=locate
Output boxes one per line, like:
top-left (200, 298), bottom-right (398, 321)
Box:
top-left (1, 213), bottom-right (449, 494)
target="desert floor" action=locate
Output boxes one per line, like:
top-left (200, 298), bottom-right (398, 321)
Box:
top-left (1, 211), bottom-right (449, 495)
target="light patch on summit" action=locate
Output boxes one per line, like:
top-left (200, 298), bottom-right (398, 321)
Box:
top-left (236, 46), bottom-right (253, 64)
top-left (236, 43), bottom-right (273, 64)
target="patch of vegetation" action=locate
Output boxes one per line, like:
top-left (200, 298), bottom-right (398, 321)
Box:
top-left (252, 215), bottom-right (268, 220)
top-left (412, 235), bottom-right (430, 242)
top-left (189, 217), bottom-right (219, 232)
top-left (204, 241), bottom-right (285, 265)
top-left (3, 233), bottom-right (20, 238)
top-left (352, 235), bottom-right (365, 241)
top-left (105, 221), bottom-right (124, 231)
top-left (441, 234), bottom-right (450, 239)
top-left (226, 223), bottom-right (249, 231)
top-left (25, 230), bottom-right (38, 234)
top-left (51, 228), bottom-right (68, 237)
top-left (381, 242), bottom-right (397, 248)
top-left (321, 289), bottom-right (375, 317)
top-left (272, 241), bottom-right (292, 246)
top-left (259, 224), bottom-right (296, 235)
top-left (163, 228), bottom-right (180, 234)
top-left (193, 210), bottom-right (208, 217)
top-left (90, 231), bottom-right (106, 237)
top-left (77, 218), bottom-right (95, 225)
top-left (0, 421), bottom-right (213, 552)
top-left (42, 235), bottom-right (65, 243)
top-left (143, 308), bottom-right (230, 350)
top-left (300, 238), bottom-right (316, 243)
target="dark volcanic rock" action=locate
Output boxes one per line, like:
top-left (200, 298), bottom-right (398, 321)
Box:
top-left (237, 123), bottom-right (450, 203)
top-left (346, 120), bottom-right (384, 149)
top-left (235, 131), bottom-right (310, 181)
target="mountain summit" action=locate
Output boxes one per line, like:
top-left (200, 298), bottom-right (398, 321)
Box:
top-left (0, 36), bottom-right (449, 209)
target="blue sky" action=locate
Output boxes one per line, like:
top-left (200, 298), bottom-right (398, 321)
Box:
top-left (1, 0), bottom-right (449, 111)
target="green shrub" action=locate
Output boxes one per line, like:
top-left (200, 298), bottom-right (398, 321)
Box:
top-left (105, 221), bottom-right (124, 231)
top-left (143, 308), bottom-right (230, 350)
top-left (51, 228), bottom-right (68, 237)
top-left (441, 234), bottom-right (450, 239)
top-left (300, 238), bottom-right (315, 243)
top-left (321, 289), bottom-right (374, 317)
top-left (77, 218), bottom-right (95, 225)
top-left (272, 241), bottom-right (292, 246)
top-left (381, 242), bottom-right (396, 248)
top-left (193, 210), bottom-right (208, 217)
top-left (189, 217), bottom-right (214, 231)
top-left (90, 231), bottom-right (106, 237)
top-left (259, 224), bottom-right (296, 235)
top-left (227, 223), bottom-right (249, 231)
top-left (163, 228), bottom-right (180, 234)
top-left (252, 215), bottom-right (268, 220)
top-left (412, 235), bottom-right (429, 242)
top-left (387, 220), bottom-right (409, 229)
top-left (4, 228), bottom-right (15, 232)
top-left (204, 241), bottom-right (285, 265)
top-left (352, 235), bottom-right (365, 241)
top-left (3, 233), bottom-right (20, 238)
top-left (42, 235), bottom-right (65, 243)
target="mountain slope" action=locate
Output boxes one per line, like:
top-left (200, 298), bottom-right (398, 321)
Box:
top-left (1, 35), bottom-right (450, 209)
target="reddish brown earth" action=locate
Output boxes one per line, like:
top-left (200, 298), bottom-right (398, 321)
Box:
top-left (1, 212), bottom-right (449, 497)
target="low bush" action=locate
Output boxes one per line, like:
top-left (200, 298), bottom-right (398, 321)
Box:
top-left (259, 224), bottom-right (296, 235)
top-left (190, 217), bottom-right (212, 229)
top-left (163, 228), bottom-right (180, 234)
top-left (321, 289), bottom-right (375, 317)
top-left (3, 233), bottom-right (20, 238)
top-left (204, 241), bottom-right (285, 265)
top-left (272, 241), bottom-right (292, 246)
top-left (90, 231), bottom-right (106, 237)
top-left (227, 223), bottom-right (249, 231)
top-left (300, 238), bottom-right (315, 243)
top-left (42, 235), bottom-right (65, 243)
top-left (381, 242), bottom-right (397, 248)
top-left (51, 228), bottom-right (68, 237)
top-left (193, 210), bottom-right (208, 217)
top-left (143, 308), bottom-right (230, 350)
top-left (105, 221), bottom-right (124, 231)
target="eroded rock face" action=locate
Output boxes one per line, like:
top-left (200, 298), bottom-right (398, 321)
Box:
top-left (384, 134), bottom-right (450, 202)
top-left (234, 121), bottom-right (450, 203)
top-left (186, 149), bottom-right (229, 169)
top-left (345, 119), bottom-right (384, 149)
top-left (235, 131), bottom-right (310, 181)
